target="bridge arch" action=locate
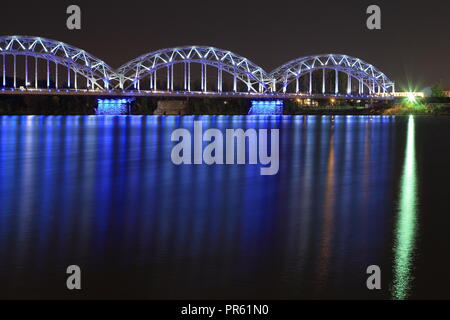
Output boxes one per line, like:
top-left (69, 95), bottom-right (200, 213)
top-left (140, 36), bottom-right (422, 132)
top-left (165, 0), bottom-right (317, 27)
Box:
top-left (270, 54), bottom-right (395, 95)
top-left (116, 46), bottom-right (269, 93)
top-left (0, 36), bottom-right (118, 90)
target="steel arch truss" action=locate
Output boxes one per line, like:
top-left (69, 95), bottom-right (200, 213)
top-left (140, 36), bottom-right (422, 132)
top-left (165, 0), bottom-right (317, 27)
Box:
top-left (116, 46), bottom-right (269, 92)
top-left (270, 54), bottom-right (395, 94)
top-left (0, 36), bottom-right (118, 90)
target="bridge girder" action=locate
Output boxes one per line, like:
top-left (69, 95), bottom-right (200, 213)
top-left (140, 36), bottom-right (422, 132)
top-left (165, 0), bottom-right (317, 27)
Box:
top-left (0, 36), bottom-right (396, 97)
top-left (270, 54), bottom-right (395, 94)
top-left (0, 36), bottom-right (118, 90)
top-left (116, 46), bottom-right (269, 92)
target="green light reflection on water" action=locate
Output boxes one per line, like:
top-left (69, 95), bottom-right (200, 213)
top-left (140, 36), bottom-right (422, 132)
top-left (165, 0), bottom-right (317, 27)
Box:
top-left (392, 115), bottom-right (418, 300)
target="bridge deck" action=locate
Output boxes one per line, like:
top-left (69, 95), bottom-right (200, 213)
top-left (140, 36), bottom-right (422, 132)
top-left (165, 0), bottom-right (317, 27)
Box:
top-left (0, 88), bottom-right (394, 100)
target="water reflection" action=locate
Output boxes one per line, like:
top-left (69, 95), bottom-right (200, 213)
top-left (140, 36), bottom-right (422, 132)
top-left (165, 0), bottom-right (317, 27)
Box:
top-left (0, 115), bottom-right (401, 299)
top-left (316, 124), bottom-right (335, 287)
top-left (392, 115), bottom-right (418, 300)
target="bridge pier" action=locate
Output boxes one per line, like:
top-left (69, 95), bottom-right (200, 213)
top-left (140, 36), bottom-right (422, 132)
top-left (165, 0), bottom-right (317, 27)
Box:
top-left (249, 100), bottom-right (284, 115)
top-left (96, 98), bottom-right (133, 115)
top-left (153, 100), bottom-right (190, 115)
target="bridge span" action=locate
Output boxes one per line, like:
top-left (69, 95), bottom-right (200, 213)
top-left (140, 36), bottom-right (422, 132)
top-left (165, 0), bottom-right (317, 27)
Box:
top-left (0, 35), bottom-right (395, 100)
top-left (0, 88), bottom-right (394, 101)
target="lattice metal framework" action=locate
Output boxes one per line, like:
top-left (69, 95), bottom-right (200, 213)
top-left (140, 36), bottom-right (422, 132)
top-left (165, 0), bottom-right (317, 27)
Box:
top-left (270, 54), bottom-right (395, 94)
top-left (0, 36), bottom-right (396, 97)
top-left (116, 46), bottom-right (269, 92)
top-left (0, 36), bottom-right (118, 90)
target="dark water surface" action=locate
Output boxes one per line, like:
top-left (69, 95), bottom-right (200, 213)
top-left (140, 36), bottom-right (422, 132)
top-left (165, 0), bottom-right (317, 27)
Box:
top-left (1, 115), bottom-right (450, 299)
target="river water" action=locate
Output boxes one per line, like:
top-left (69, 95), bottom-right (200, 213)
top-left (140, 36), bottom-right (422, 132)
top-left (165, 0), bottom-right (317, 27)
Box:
top-left (0, 115), bottom-right (449, 299)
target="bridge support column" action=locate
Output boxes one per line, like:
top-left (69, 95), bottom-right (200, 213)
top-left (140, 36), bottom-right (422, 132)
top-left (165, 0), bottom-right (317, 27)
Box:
top-left (154, 71), bottom-right (157, 90)
top-left (347, 73), bottom-right (351, 94)
top-left (205, 65), bottom-right (208, 92)
top-left (233, 72), bottom-right (237, 92)
top-left (35, 57), bottom-right (38, 89)
top-left (295, 76), bottom-right (299, 93)
top-left (47, 60), bottom-right (50, 88)
top-left (154, 100), bottom-right (190, 115)
top-left (149, 73), bottom-right (153, 90)
top-left (322, 69), bottom-right (326, 94)
top-left (201, 64), bottom-right (207, 92)
top-left (309, 71), bottom-right (312, 95)
top-left (2, 54), bottom-right (5, 87)
top-left (187, 63), bottom-right (191, 92)
top-left (25, 56), bottom-right (28, 87)
top-left (13, 55), bottom-right (16, 89)
top-left (171, 64), bottom-right (174, 91)
top-left (335, 69), bottom-right (338, 95)
top-left (97, 98), bottom-right (133, 115)
top-left (67, 68), bottom-right (71, 88)
top-left (183, 63), bottom-right (187, 91)
top-left (201, 64), bottom-right (204, 91)
top-left (217, 66), bottom-right (222, 93)
top-left (55, 62), bottom-right (58, 89)
top-left (249, 100), bottom-right (284, 115)
top-left (166, 66), bottom-right (170, 91)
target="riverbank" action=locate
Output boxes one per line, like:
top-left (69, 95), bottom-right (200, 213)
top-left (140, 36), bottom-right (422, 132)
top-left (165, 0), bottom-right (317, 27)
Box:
top-left (287, 103), bottom-right (450, 116)
top-left (382, 103), bottom-right (450, 116)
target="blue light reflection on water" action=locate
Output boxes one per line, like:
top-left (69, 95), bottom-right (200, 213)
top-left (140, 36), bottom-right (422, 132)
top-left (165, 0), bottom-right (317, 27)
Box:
top-left (0, 115), bottom-right (398, 299)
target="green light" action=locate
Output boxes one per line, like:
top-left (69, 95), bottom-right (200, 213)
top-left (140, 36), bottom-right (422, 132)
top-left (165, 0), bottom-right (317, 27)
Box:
top-left (407, 93), bottom-right (417, 103)
top-left (392, 115), bottom-right (418, 300)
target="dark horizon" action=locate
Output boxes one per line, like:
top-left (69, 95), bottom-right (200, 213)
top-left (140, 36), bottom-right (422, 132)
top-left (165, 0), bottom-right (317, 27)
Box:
top-left (1, 0), bottom-right (449, 90)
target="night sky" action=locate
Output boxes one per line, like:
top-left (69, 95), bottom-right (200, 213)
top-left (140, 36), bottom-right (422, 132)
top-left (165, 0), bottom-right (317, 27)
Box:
top-left (1, 1), bottom-right (449, 89)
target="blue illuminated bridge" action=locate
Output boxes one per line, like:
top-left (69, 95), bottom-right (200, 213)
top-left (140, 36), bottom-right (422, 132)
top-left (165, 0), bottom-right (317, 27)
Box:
top-left (0, 35), bottom-right (395, 100)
